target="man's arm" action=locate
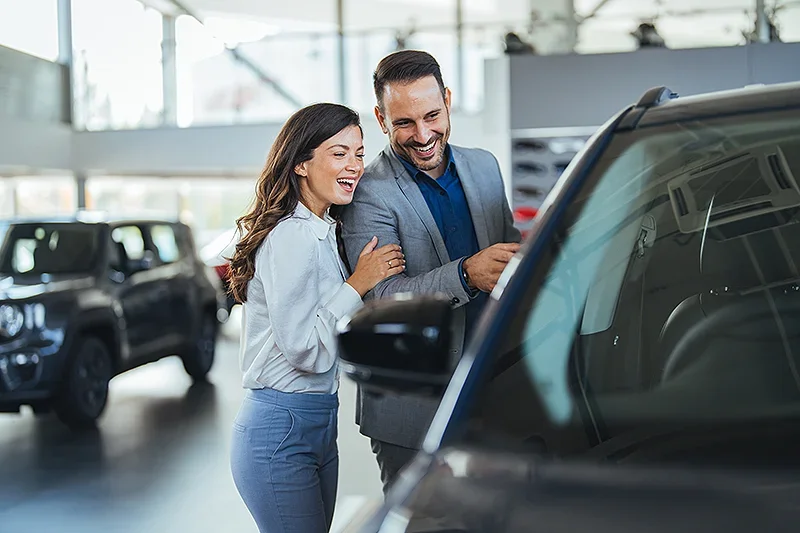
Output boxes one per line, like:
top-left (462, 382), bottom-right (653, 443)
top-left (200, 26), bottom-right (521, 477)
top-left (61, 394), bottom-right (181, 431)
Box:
top-left (340, 188), bottom-right (473, 307)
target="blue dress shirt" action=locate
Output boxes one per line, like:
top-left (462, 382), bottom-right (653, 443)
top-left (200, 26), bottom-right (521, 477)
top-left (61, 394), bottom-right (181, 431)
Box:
top-left (395, 145), bottom-right (488, 335)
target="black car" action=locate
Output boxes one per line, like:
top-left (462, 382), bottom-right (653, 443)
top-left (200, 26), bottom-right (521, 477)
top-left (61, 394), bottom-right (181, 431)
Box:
top-left (0, 215), bottom-right (224, 429)
top-left (338, 82), bottom-right (800, 531)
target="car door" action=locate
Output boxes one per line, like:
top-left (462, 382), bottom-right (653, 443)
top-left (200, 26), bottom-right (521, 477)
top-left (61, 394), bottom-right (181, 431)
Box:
top-left (144, 223), bottom-right (194, 348)
top-left (109, 224), bottom-right (168, 363)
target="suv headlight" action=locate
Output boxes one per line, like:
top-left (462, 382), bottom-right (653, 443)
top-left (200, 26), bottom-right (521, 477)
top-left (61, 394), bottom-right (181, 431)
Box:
top-left (0, 304), bottom-right (24, 338)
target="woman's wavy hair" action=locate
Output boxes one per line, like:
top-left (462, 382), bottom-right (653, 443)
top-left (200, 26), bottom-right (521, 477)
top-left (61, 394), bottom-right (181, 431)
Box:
top-left (228, 103), bottom-right (362, 303)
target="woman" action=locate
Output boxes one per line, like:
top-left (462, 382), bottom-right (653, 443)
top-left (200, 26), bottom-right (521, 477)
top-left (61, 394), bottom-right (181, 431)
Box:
top-left (228, 103), bottom-right (405, 533)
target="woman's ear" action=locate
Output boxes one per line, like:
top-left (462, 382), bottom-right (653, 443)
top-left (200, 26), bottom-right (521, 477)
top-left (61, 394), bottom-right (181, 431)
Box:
top-left (294, 161), bottom-right (308, 177)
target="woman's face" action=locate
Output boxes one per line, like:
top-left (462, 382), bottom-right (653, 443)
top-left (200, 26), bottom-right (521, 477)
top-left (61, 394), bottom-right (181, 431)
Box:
top-left (296, 125), bottom-right (365, 218)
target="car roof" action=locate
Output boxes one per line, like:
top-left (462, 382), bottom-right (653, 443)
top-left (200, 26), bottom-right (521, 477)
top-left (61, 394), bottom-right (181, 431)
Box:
top-left (635, 81), bottom-right (800, 128)
top-left (0, 212), bottom-right (184, 227)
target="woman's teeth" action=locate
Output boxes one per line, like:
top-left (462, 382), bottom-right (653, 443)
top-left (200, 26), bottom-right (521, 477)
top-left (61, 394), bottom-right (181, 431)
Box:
top-left (337, 178), bottom-right (355, 191)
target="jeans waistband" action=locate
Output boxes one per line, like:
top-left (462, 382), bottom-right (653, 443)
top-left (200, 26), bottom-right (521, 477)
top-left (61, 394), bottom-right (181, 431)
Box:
top-left (246, 387), bottom-right (338, 410)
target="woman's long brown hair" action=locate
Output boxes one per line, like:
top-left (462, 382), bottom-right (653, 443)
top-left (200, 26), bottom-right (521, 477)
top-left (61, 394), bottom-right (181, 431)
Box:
top-left (228, 103), bottom-right (361, 303)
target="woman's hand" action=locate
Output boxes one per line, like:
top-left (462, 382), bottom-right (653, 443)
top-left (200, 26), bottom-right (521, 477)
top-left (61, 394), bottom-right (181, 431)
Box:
top-left (346, 236), bottom-right (405, 297)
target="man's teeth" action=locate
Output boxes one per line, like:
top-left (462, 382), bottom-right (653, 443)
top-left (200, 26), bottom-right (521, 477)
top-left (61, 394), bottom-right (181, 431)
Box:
top-left (414, 141), bottom-right (436, 152)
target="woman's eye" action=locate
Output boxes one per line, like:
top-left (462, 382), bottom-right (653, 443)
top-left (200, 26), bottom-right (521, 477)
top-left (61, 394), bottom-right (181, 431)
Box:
top-left (334, 153), bottom-right (345, 157)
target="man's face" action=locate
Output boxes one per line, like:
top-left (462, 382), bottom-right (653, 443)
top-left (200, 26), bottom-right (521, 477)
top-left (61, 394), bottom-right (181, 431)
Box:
top-left (375, 75), bottom-right (452, 178)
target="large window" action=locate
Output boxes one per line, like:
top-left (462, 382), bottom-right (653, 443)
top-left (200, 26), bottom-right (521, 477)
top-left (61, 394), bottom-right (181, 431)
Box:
top-left (86, 176), bottom-right (254, 248)
top-left (72, 0), bottom-right (163, 130)
top-left (465, 107), bottom-right (800, 466)
top-left (0, 0), bottom-right (58, 61)
top-left (15, 176), bottom-right (77, 217)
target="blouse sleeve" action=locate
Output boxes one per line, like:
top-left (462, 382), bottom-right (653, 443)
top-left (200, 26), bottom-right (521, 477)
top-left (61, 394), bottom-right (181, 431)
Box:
top-left (259, 220), bottom-right (362, 374)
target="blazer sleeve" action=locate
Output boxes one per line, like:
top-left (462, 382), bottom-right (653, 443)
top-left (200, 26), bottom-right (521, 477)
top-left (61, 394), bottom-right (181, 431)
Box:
top-left (340, 185), bottom-right (473, 308)
top-left (260, 221), bottom-right (362, 374)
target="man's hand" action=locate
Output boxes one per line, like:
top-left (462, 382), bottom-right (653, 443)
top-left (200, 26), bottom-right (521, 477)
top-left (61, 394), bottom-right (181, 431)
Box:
top-left (462, 243), bottom-right (520, 293)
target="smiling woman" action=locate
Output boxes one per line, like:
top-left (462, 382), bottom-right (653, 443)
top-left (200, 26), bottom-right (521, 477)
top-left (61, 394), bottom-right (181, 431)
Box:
top-left (226, 102), bottom-right (406, 533)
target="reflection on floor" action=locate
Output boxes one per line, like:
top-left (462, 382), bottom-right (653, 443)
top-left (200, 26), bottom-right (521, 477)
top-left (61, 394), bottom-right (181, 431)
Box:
top-left (0, 314), bottom-right (383, 533)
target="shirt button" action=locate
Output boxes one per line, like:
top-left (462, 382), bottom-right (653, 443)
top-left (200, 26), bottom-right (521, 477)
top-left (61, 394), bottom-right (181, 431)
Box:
top-left (452, 297), bottom-right (460, 305)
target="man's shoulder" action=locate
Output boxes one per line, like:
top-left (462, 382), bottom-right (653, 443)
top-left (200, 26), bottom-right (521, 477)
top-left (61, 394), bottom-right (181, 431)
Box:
top-left (451, 144), bottom-right (498, 166)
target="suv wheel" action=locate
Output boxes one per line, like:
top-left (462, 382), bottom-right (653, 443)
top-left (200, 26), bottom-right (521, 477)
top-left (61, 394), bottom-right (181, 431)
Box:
top-left (182, 313), bottom-right (216, 381)
top-left (55, 336), bottom-right (112, 430)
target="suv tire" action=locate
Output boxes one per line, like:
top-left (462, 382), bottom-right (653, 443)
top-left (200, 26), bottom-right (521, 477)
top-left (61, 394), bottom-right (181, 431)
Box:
top-left (182, 313), bottom-right (216, 381)
top-left (54, 336), bottom-right (112, 430)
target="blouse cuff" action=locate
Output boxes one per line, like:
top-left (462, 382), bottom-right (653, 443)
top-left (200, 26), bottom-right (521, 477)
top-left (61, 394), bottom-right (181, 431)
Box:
top-left (324, 281), bottom-right (363, 321)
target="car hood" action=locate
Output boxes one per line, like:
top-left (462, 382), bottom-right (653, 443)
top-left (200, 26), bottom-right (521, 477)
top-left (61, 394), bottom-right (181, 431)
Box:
top-left (0, 273), bottom-right (94, 302)
top-left (351, 447), bottom-right (799, 533)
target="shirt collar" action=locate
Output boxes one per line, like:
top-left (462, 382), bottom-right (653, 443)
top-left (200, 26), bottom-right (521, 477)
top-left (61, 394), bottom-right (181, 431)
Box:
top-left (394, 143), bottom-right (456, 180)
top-left (293, 201), bottom-right (335, 240)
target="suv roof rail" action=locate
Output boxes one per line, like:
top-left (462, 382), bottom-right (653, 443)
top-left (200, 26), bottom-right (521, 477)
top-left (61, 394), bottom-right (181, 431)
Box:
top-left (636, 86), bottom-right (678, 108)
top-left (616, 86), bottom-right (679, 132)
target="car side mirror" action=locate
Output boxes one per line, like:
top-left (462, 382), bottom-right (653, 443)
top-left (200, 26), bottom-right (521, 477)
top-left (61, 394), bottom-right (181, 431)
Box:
top-left (337, 294), bottom-right (454, 397)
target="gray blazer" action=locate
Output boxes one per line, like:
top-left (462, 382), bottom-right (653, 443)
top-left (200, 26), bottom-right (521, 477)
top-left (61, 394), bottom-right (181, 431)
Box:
top-left (340, 144), bottom-right (521, 449)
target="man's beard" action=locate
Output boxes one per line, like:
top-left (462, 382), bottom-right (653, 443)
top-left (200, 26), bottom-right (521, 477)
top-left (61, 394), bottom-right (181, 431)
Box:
top-left (401, 130), bottom-right (449, 171)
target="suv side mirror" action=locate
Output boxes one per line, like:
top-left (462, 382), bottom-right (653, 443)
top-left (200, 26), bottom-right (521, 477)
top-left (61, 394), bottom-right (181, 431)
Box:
top-left (337, 294), bottom-right (454, 396)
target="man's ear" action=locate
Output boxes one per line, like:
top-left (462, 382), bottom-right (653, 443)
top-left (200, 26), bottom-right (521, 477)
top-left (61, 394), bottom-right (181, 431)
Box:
top-left (294, 161), bottom-right (308, 177)
top-left (444, 87), bottom-right (452, 112)
top-left (374, 106), bottom-right (388, 135)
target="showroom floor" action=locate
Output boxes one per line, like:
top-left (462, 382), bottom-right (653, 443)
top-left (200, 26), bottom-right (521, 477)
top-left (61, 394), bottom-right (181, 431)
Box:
top-left (0, 311), bottom-right (383, 533)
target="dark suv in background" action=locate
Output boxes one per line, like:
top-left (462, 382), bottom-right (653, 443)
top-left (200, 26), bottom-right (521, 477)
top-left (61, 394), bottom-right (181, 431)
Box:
top-left (0, 215), bottom-right (225, 429)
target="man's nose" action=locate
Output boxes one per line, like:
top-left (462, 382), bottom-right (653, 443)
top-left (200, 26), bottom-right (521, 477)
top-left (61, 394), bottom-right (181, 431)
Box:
top-left (414, 122), bottom-right (432, 143)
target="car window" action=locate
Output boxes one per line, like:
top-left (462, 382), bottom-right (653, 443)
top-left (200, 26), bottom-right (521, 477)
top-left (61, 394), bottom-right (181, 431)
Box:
top-left (111, 225), bottom-right (145, 260)
top-left (465, 107), bottom-right (800, 462)
top-left (0, 224), bottom-right (99, 275)
top-left (149, 225), bottom-right (181, 264)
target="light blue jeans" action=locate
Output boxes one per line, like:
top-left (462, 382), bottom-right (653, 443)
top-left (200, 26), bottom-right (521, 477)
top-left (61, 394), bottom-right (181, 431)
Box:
top-left (230, 387), bottom-right (339, 533)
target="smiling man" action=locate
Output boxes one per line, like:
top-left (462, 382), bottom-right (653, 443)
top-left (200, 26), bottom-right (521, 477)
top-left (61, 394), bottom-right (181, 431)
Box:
top-left (340, 50), bottom-right (522, 494)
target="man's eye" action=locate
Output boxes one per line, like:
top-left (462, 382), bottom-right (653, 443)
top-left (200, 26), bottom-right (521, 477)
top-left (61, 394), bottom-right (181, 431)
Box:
top-left (356, 154), bottom-right (365, 159)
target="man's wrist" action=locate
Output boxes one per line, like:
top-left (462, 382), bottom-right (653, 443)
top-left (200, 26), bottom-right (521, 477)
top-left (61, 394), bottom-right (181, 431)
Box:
top-left (459, 257), bottom-right (477, 294)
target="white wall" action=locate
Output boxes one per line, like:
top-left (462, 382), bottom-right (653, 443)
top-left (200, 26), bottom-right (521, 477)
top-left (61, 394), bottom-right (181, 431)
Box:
top-left (71, 110), bottom-right (507, 178)
top-left (0, 118), bottom-right (72, 174)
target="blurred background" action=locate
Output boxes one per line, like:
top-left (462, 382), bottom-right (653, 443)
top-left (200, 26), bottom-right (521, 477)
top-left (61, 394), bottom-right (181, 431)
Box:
top-left (1, 0), bottom-right (799, 531)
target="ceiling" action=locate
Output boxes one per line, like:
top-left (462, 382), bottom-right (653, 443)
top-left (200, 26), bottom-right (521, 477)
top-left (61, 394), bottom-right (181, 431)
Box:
top-left (137, 0), bottom-right (800, 50)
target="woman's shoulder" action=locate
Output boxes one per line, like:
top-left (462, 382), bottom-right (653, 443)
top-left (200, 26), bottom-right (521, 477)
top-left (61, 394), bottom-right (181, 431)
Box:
top-left (263, 216), bottom-right (318, 253)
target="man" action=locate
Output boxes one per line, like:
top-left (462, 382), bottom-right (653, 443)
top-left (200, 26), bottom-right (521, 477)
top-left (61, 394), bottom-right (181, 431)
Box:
top-left (340, 50), bottom-right (521, 493)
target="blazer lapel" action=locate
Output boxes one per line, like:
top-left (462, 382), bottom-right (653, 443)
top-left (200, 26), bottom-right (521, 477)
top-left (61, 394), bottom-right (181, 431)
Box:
top-left (452, 147), bottom-right (491, 249)
top-left (384, 147), bottom-right (451, 265)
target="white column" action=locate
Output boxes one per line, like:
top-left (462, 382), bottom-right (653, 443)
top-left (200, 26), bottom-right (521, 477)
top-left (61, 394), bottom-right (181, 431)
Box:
top-left (76, 173), bottom-right (87, 210)
top-left (57, 0), bottom-right (74, 125)
top-left (162, 14), bottom-right (179, 126)
top-left (755, 0), bottom-right (770, 43)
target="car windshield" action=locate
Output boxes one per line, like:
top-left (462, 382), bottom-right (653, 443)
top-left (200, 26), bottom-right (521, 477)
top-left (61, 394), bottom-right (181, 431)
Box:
top-left (0, 223), bottom-right (99, 275)
top-left (464, 105), bottom-right (800, 464)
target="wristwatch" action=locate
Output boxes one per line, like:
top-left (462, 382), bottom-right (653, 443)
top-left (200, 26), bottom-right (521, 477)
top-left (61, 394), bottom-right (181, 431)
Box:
top-left (462, 265), bottom-right (476, 291)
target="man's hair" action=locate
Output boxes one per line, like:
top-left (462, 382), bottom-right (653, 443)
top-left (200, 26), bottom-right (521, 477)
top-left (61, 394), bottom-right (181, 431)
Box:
top-left (373, 50), bottom-right (446, 111)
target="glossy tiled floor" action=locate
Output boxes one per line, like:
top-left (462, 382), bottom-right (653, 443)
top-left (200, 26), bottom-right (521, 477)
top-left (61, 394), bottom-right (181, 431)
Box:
top-left (0, 311), bottom-right (383, 533)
